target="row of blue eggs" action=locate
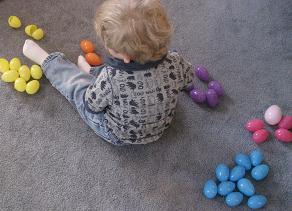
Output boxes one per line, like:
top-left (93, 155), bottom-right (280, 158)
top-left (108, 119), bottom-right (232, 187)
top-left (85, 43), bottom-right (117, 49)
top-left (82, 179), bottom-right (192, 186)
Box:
top-left (203, 149), bottom-right (269, 209)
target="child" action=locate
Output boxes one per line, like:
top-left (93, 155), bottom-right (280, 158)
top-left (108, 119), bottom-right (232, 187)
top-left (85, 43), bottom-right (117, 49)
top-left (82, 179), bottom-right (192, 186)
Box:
top-left (23, 0), bottom-right (193, 146)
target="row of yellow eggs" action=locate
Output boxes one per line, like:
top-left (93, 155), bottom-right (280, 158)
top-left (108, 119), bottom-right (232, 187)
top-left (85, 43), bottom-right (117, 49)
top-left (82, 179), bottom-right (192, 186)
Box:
top-left (0, 57), bottom-right (42, 94)
top-left (8, 16), bottom-right (44, 40)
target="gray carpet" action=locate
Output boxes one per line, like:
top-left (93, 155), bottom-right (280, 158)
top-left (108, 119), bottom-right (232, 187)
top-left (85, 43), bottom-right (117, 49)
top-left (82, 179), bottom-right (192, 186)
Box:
top-left (0, 0), bottom-right (291, 210)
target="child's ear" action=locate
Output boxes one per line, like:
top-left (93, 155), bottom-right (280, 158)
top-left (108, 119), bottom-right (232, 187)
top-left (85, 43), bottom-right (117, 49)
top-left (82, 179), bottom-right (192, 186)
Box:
top-left (123, 55), bottom-right (131, 63)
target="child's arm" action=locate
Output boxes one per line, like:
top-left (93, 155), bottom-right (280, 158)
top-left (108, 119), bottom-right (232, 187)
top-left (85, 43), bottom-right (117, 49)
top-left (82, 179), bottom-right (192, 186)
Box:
top-left (170, 51), bottom-right (193, 91)
top-left (83, 70), bottom-right (112, 113)
top-left (179, 55), bottom-right (193, 90)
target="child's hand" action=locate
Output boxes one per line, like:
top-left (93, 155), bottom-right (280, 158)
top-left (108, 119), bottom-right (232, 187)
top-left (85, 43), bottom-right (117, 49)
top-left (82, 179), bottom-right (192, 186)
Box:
top-left (77, 55), bottom-right (91, 74)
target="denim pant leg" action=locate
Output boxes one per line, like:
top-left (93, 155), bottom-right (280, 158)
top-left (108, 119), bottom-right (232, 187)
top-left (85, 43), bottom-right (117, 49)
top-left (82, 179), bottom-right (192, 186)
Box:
top-left (41, 52), bottom-right (124, 146)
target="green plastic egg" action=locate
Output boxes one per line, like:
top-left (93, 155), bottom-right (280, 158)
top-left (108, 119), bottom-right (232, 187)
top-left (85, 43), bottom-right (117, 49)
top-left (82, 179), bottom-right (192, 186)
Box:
top-left (26, 80), bottom-right (40, 94)
top-left (30, 64), bottom-right (43, 79)
top-left (14, 78), bottom-right (27, 92)
top-left (1, 70), bottom-right (19, 82)
top-left (25, 24), bottom-right (38, 37)
top-left (0, 58), bottom-right (10, 73)
top-left (19, 65), bottom-right (31, 81)
top-left (10, 57), bottom-right (21, 71)
top-left (8, 16), bottom-right (22, 28)
top-left (32, 28), bottom-right (44, 40)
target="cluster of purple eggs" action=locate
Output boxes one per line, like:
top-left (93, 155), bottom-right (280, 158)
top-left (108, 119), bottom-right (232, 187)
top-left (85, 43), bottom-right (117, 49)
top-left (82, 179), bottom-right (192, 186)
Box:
top-left (187, 66), bottom-right (224, 107)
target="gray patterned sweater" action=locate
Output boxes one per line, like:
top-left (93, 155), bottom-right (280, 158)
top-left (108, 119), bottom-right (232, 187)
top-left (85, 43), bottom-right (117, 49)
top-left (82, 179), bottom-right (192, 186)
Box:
top-left (84, 51), bottom-right (193, 144)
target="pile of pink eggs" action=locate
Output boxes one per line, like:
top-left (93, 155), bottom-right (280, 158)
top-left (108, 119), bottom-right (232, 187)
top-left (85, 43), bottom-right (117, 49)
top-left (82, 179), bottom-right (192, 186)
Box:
top-left (186, 66), bottom-right (224, 107)
top-left (245, 105), bottom-right (292, 143)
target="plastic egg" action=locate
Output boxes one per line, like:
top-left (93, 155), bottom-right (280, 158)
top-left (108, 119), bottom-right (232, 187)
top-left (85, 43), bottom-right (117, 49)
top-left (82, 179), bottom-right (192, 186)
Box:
top-left (26, 80), bottom-right (40, 94)
top-left (279, 116), bottom-right (292, 130)
top-left (206, 89), bottom-right (219, 107)
top-left (264, 105), bottom-right (282, 125)
top-left (274, 129), bottom-right (292, 143)
top-left (195, 65), bottom-right (209, 82)
top-left (247, 195), bottom-right (267, 209)
top-left (225, 192), bottom-right (243, 207)
top-left (252, 129), bottom-right (269, 144)
top-left (30, 64), bottom-right (43, 79)
top-left (208, 80), bottom-right (224, 96)
top-left (189, 89), bottom-right (206, 103)
top-left (32, 28), bottom-right (44, 40)
top-left (85, 53), bottom-right (103, 66)
top-left (237, 178), bottom-right (255, 196)
top-left (14, 78), bottom-right (27, 92)
top-left (245, 119), bottom-right (264, 132)
top-left (19, 65), bottom-right (31, 81)
top-left (234, 153), bottom-right (252, 170)
top-left (10, 57), bottom-right (21, 71)
top-left (218, 181), bottom-right (235, 196)
top-left (80, 40), bottom-right (95, 54)
top-left (229, 166), bottom-right (246, 182)
top-left (25, 24), bottom-right (38, 37)
top-left (215, 164), bottom-right (229, 182)
top-left (0, 58), bottom-right (10, 73)
top-left (1, 70), bottom-right (19, 82)
top-left (8, 16), bottom-right (22, 28)
top-left (203, 180), bottom-right (217, 199)
top-left (251, 164), bottom-right (269, 181)
top-left (249, 149), bottom-right (264, 166)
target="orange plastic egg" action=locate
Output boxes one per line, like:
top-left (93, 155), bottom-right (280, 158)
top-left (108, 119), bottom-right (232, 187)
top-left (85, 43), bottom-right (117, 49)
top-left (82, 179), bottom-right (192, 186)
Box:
top-left (80, 40), bottom-right (95, 54)
top-left (85, 53), bottom-right (103, 66)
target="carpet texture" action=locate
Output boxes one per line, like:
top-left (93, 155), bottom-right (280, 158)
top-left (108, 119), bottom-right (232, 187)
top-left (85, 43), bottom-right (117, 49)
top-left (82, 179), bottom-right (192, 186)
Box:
top-left (0, 0), bottom-right (291, 210)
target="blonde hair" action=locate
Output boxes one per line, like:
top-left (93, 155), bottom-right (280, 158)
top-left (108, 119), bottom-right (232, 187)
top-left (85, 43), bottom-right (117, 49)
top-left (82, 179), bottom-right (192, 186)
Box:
top-left (95, 0), bottom-right (172, 64)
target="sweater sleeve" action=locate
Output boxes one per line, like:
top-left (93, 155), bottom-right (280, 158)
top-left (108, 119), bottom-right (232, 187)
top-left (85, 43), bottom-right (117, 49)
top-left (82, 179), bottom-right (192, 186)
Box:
top-left (83, 69), bottom-right (112, 113)
top-left (170, 51), bottom-right (194, 90)
top-left (179, 55), bottom-right (193, 90)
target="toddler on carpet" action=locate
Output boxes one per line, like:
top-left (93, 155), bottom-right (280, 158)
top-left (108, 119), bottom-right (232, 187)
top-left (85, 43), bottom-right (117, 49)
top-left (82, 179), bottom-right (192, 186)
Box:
top-left (23, 0), bottom-right (194, 145)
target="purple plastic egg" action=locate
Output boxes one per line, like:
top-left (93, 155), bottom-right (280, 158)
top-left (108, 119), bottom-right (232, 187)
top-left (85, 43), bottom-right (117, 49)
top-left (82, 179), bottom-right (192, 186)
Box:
top-left (189, 89), bottom-right (206, 103)
top-left (206, 89), bottom-right (219, 107)
top-left (208, 80), bottom-right (224, 96)
top-left (195, 66), bottom-right (209, 82)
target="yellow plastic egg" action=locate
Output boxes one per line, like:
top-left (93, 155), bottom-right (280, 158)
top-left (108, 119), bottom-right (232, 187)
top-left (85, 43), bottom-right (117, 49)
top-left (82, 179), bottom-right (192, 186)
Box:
top-left (30, 64), bottom-right (43, 79)
top-left (0, 58), bottom-right (10, 73)
top-left (32, 28), bottom-right (44, 40)
top-left (26, 80), bottom-right (40, 94)
top-left (19, 65), bottom-right (31, 81)
top-left (8, 16), bottom-right (22, 28)
top-left (25, 24), bottom-right (38, 37)
top-left (1, 70), bottom-right (19, 82)
top-left (14, 78), bottom-right (27, 92)
top-left (10, 57), bottom-right (21, 71)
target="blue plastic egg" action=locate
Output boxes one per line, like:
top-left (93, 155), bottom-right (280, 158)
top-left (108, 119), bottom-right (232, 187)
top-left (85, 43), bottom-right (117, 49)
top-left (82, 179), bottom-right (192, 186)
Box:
top-left (218, 181), bottom-right (236, 196)
top-left (203, 180), bottom-right (217, 199)
top-left (235, 153), bottom-right (252, 170)
top-left (215, 164), bottom-right (230, 182)
top-left (247, 195), bottom-right (267, 209)
top-left (250, 149), bottom-right (264, 166)
top-left (237, 178), bottom-right (255, 196)
top-left (230, 166), bottom-right (246, 182)
top-left (225, 192), bottom-right (244, 207)
top-left (251, 164), bottom-right (269, 181)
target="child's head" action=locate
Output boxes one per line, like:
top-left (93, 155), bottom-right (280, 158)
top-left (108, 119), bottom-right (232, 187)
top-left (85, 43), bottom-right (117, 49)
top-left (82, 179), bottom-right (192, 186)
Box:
top-left (95, 0), bottom-right (172, 64)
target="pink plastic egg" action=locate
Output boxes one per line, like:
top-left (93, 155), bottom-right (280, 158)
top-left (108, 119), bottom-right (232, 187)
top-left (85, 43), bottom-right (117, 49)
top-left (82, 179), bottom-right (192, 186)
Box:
top-left (278, 116), bottom-right (292, 129)
top-left (245, 119), bottom-right (265, 132)
top-left (252, 129), bottom-right (269, 144)
top-left (264, 105), bottom-right (282, 125)
top-left (274, 129), bottom-right (292, 143)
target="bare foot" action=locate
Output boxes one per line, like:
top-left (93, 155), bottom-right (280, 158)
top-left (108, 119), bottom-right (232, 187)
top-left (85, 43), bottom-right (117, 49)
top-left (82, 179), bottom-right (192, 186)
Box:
top-left (77, 55), bottom-right (91, 74)
top-left (23, 39), bottom-right (49, 65)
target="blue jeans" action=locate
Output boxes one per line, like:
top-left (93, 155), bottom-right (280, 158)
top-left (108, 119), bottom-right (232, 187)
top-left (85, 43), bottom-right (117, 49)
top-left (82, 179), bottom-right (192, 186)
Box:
top-left (41, 52), bottom-right (126, 146)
